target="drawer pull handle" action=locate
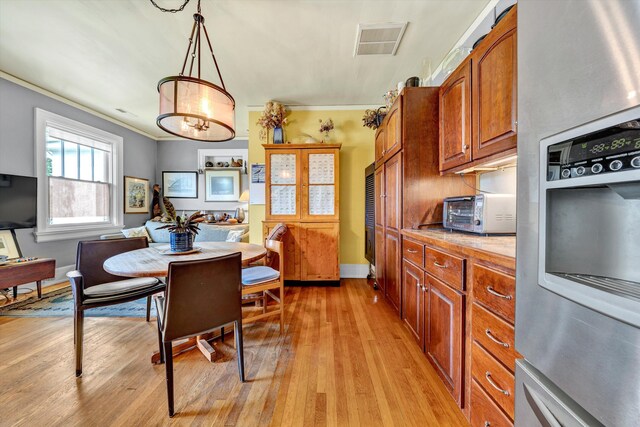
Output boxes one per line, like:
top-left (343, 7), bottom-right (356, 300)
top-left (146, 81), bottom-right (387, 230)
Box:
top-left (407, 249), bottom-right (418, 254)
top-left (486, 286), bottom-right (512, 300)
top-left (485, 371), bottom-right (510, 396)
top-left (485, 329), bottom-right (510, 348)
top-left (433, 261), bottom-right (447, 268)
top-left (484, 422), bottom-right (491, 427)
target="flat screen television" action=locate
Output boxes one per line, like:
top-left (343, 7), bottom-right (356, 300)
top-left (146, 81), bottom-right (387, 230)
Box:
top-left (0, 174), bottom-right (37, 230)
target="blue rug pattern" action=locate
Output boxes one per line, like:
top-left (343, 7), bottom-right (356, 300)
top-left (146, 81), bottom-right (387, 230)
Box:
top-left (0, 287), bottom-right (157, 318)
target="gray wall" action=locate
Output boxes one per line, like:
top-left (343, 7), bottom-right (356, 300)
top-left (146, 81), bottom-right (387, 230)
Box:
top-left (156, 139), bottom-right (249, 213)
top-left (0, 77), bottom-right (157, 268)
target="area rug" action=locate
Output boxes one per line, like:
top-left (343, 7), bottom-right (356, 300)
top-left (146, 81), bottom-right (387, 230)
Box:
top-left (0, 287), bottom-right (156, 318)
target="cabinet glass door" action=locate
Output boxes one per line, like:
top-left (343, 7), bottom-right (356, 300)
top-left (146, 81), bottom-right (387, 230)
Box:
top-left (267, 151), bottom-right (300, 219)
top-left (303, 150), bottom-right (338, 220)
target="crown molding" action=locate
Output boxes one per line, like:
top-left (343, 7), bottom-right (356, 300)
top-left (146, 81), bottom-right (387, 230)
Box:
top-left (247, 104), bottom-right (380, 112)
top-left (0, 70), bottom-right (159, 140)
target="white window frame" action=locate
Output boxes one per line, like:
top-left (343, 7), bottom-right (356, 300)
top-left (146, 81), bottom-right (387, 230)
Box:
top-left (34, 108), bottom-right (124, 242)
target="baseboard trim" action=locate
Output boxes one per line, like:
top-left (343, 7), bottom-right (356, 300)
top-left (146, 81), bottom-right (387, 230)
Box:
top-left (339, 264), bottom-right (370, 279)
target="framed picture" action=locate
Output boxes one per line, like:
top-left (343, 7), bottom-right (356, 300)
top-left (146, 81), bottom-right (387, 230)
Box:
top-left (251, 163), bottom-right (265, 183)
top-left (124, 176), bottom-right (149, 214)
top-left (0, 230), bottom-right (22, 260)
top-left (205, 169), bottom-right (240, 201)
top-left (163, 171), bottom-right (198, 199)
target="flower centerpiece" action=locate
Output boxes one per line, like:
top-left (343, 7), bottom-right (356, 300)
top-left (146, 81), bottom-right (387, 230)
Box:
top-left (362, 107), bottom-right (387, 130)
top-left (319, 118), bottom-right (334, 142)
top-left (257, 101), bottom-right (288, 144)
top-left (157, 205), bottom-right (204, 252)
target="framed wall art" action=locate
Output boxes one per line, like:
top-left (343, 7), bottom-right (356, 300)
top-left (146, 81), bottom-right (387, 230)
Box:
top-left (162, 171), bottom-right (198, 199)
top-left (124, 176), bottom-right (149, 214)
top-left (205, 169), bottom-right (240, 201)
top-left (0, 230), bottom-right (22, 260)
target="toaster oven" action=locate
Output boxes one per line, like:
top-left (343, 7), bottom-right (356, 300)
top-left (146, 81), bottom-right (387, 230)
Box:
top-left (443, 194), bottom-right (516, 234)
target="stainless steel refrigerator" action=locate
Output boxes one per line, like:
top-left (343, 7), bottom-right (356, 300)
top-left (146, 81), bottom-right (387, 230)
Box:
top-left (516, 1), bottom-right (640, 426)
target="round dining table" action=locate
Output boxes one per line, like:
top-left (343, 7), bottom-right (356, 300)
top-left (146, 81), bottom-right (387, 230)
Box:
top-left (103, 241), bottom-right (266, 278)
top-left (103, 241), bottom-right (267, 364)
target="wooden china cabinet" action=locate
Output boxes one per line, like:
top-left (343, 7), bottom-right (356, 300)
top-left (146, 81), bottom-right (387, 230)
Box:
top-left (262, 143), bottom-right (340, 283)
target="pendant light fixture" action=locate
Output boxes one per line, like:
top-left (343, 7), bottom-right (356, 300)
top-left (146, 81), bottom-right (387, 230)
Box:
top-left (152, 0), bottom-right (235, 141)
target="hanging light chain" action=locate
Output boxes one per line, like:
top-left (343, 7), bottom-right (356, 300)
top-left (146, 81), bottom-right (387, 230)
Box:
top-left (149, 0), bottom-right (191, 13)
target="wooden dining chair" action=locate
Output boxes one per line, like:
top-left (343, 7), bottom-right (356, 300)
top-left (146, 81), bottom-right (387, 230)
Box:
top-left (66, 237), bottom-right (165, 377)
top-left (241, 240), bottom-right (285, 332)
top-left (154, 253), bottom-right (244, 417)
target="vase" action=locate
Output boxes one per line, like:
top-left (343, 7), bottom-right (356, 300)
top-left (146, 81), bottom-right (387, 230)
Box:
top-left (170, 231), bottom-right (193, 252)
top-left (273, 126), bottom-right (284, 144)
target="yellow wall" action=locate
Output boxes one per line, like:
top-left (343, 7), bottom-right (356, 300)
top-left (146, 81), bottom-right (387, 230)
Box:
top-left (248, 109), bottom-right (375, 266)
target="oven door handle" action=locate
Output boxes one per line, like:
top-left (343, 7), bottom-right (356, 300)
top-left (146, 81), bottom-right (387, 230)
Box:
top-left (522, 384), bottom-right (563, 427)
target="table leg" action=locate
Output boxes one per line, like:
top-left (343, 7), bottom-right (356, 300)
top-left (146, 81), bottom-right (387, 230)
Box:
top-left (36, 280), bottom-right (42, 299)
top-left (196, 333), bottom-right (216, 362)
top-left (12, 286), bottom-right (17, 299)
top-left (150, 331), bottom-right (223, 364)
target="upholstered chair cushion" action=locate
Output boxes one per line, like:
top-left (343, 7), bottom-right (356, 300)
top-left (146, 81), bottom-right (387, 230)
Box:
top-left (241, 266), bottom-right (280, 285)
top-left (83, 277), bottom-right (160, 297)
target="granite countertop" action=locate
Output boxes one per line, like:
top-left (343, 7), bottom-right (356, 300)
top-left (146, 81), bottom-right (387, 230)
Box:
top-left (401, 228), bottom-right (516, 262)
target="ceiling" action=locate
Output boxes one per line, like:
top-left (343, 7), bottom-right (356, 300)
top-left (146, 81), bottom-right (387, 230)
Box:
top-left (0, 0), bottom-right (489, 139)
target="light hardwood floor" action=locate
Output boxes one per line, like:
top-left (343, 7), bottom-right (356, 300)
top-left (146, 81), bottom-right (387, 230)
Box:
top-left (0, 279), bottom-right (468, 426)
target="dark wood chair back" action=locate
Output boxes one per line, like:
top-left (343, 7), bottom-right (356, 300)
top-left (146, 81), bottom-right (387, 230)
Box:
top-left (162, 252), bottom-right (242, 342)
top-left (76, 237), bottom-right (149, 290)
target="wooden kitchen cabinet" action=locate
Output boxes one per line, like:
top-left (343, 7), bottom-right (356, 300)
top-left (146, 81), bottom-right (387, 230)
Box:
top-left (384, 152), bottom-right (402, 233)
top-left (439, 60), bottom-right (472, 171)
top-left (374, 87), bottom-right (472, 316)
top-left (374, 226), bottom-right (385, 293)
top-left (374, 126), bottom-right (385, 167)
top-left (384, 101), bottom-right (402, 161)
top-left (427, 274), bottom-right (465, 406)
top-left (402, 259), bottom-right (426, 349)
top-left (471, 5), bottom-right (517, 160)
top-left (374, 166), bottom-right (385, 228)
top-left (384, 231), bottom-right (401, 312)
top-left (263, 143), bottom-right (340, 283)
top-left (439, 4), bottom-right (517, 173)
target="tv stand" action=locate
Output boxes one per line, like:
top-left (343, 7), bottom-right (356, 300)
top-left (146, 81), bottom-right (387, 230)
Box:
top-left (0, 258), bottom-right (56, 299)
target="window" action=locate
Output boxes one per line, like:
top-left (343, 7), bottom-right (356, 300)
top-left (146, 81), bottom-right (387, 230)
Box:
top-left (35, 109), bottom-right (123, 242)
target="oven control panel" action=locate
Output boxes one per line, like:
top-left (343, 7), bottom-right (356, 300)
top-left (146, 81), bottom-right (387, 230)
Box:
top-left (547, 118), bottom-right (640, 181)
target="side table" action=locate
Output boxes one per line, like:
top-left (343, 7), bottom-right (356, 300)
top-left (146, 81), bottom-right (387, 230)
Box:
top-left (0, 258), bottom-right (56, 299)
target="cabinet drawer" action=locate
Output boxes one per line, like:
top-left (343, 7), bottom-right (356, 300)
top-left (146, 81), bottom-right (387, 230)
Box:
top-left (472, 342), bottom-right (515, 419)
top-left (473, 264), bottom-right (515, 323)
top-left (424, 246), bottom-right (465, 291)
top-left (471, 380), bottom-right (513, 427)
top-left (472, 303), bottom-right (517, 372)
top-left (403, 238), bottom-right (424, 267)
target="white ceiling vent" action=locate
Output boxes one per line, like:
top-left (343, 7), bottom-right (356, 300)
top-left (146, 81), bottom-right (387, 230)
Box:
top-left (354, 22), bottom-right (408, 56)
